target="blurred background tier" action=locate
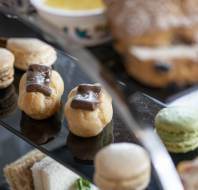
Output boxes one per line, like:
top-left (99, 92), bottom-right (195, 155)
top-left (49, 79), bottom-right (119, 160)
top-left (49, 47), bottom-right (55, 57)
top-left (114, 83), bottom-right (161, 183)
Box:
top-left (1, 0), bottom-right (198, 189)
top-left (103, 0), bottom-right (198, 88)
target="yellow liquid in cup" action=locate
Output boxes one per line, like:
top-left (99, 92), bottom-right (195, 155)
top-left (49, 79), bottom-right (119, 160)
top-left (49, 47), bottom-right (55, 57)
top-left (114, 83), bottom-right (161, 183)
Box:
top-left (45, 0), bottom-right (105, 11)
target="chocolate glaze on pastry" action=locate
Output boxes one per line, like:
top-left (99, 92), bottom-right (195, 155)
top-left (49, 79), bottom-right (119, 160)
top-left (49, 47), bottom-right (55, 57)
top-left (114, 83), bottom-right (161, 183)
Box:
top-left (71, 84), bottom-right (101, 111)
top-left (26, 64), bottom-right (52, 96)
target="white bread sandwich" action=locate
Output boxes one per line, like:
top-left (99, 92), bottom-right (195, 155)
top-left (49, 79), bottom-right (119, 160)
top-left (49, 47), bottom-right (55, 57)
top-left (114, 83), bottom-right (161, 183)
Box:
top-left (31, 157), bottom-right (98, 190)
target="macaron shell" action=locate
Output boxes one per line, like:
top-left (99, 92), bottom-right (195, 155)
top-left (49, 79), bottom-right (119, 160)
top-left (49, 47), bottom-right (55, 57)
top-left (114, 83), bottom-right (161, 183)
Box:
top-left (157, 129), bottom-right (198, 142)
top-left (95, 143), bottom-right (150, 180)
top-left (0, 68), bottom-right (14, 89)
top-left (0, 48), bottom-right (14, 89)
top-left (7, 38), bottom-right (57, 71)
top-left (94, 168), bottom-right (150, 190)
top-left (164, 139), bottom-right (198, 153)
top-left (155, 107), bottom-right (198, 133)
top-left (7, 38), bottom-right (55, 53)
top-left (0, 48), bottom-right (14, 70)
top-left (13, 48), bottom-right (57, 71)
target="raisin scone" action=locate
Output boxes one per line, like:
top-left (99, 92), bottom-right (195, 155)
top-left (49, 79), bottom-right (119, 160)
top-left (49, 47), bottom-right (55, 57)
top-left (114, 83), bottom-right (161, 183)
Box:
top-left (104, 0), bottom-right (198, 87)
top-left (126, 45), bottom-right (198, 87)
top-left (104, 0), bottom-right (198, 51)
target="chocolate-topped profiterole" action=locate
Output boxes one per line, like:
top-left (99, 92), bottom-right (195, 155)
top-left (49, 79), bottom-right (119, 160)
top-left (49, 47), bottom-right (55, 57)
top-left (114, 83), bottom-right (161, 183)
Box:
top-left (71, 84), bottom-right (101, 111)
top-left (26, 64), bottom-right (52, 96)
top-left (18, 65), bottom-right (64, 120)
top-left (65, 83), bottom-right (113, 137)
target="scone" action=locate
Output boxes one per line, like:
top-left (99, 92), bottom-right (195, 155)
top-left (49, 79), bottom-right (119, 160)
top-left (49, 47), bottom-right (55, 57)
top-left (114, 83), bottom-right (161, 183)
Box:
top-left (104, 0), bottom-right (198, 50)
top-left (94, 143), bottom-right (151, 190)
top-left (6, 38), bottom-right (57, 71)
top-left (18, 64), bottom-right (64, 120)
top-left (104, 0), bottom-right (198, 87)
top-left (0, 48), bottom-right (15, 89)
top-left (65, 83), bottom-right (113, 137)
top-left (126, 45), bottom-right (198, 87)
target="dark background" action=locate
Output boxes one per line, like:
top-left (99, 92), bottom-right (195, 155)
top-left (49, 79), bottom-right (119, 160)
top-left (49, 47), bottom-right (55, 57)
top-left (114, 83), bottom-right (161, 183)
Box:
top-left (0, 14), bottom-right (39, 37)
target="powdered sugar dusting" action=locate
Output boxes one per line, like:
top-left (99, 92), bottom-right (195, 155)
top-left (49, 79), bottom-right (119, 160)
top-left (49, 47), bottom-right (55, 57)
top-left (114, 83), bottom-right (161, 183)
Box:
top-left (131, 45), bottom-right (198, 61)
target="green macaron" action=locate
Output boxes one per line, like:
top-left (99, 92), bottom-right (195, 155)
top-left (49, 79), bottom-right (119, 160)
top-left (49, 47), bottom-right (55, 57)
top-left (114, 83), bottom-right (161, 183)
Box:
top-left (155, 106), bottom-right (198, 153)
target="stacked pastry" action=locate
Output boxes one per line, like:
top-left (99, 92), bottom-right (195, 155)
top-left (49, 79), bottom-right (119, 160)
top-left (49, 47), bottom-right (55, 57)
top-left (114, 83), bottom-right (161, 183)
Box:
top-left (0, 48), bottom-right (14, 89)
top-left (0, 42), bottom-right (16, 117)
top-left (104, 0), bottom-right (198, 87)
top-left (94, 143), bottom-right (151, 190)
top-left (155, 106), bottom-right (198, 153)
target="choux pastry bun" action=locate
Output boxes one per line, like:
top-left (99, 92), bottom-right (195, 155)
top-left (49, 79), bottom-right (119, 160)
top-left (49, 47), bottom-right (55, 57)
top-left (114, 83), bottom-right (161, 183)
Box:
top-left (65, 84), bottom-right (113, 137)
top-left (18, 64), bottom-right (64, 120)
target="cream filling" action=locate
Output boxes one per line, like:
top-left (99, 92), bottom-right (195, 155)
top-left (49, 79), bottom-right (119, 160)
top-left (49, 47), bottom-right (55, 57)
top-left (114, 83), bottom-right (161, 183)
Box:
top-left (131, 45), bottom-right (198, 61)
top-left (96, 166), bottom-right (150, 188)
